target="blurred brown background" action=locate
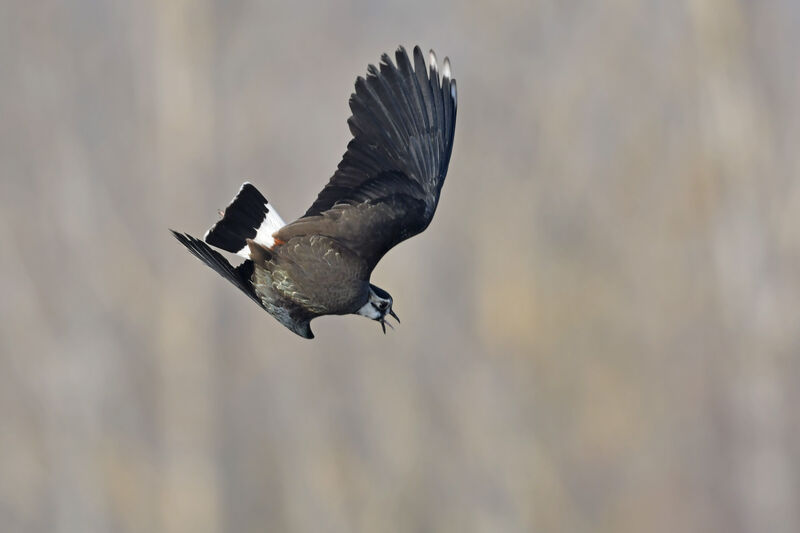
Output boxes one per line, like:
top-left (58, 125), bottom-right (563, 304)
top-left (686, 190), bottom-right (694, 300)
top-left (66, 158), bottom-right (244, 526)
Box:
top-left (1, 1), bottom-right (799, 532)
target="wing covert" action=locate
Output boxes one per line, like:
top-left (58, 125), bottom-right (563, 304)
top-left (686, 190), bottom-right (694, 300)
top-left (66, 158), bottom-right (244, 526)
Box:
top-left (278, 46), bottom-right (457, 271)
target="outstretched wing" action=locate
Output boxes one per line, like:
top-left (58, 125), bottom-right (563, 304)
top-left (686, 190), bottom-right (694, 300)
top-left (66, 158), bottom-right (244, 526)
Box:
top-left (171, 231), bottom-right (263, 308)
top-left (276, 45), bottom-right (457, 271)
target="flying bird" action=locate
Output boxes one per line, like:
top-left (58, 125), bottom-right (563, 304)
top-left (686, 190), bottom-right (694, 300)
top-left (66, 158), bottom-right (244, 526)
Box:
top-left (172, 46), bottom-right (457, 338)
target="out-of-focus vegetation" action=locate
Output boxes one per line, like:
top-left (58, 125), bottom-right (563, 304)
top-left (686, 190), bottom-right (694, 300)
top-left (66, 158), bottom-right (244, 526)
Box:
top-left (1, 1), bottom-right (798, 532)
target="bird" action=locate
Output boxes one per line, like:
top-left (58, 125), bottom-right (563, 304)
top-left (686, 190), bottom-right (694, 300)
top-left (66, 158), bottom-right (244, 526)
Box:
top-left (171, 45), bottom-right (457, 339)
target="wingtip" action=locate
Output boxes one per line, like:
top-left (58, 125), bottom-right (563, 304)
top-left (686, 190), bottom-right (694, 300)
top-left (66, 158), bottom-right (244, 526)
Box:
top-left (429, 49), bottom-right (438, 74)
top-left (171, 229), bottom-right (195, 246)
top-left (394, 45), bottom-right (411, 70)
top-left (442, 57), bottom-right (451, 79)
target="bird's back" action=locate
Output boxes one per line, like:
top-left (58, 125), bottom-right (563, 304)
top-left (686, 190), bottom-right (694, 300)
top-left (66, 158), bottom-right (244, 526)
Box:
top-left (249, 234), bottom-right (372, 337)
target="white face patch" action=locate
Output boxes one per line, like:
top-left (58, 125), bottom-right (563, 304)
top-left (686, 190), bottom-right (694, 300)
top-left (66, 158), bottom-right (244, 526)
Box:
top-left (356, 301), bottom-right (382, 319)
top-left (356, 288), bottom-right (392, 320)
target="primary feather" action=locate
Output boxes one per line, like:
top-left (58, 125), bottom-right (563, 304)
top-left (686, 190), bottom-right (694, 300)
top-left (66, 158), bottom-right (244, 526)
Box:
top-left (172, 46), bottom-right (457, 338)
top-left (277, 45), bottom-right (457, 270)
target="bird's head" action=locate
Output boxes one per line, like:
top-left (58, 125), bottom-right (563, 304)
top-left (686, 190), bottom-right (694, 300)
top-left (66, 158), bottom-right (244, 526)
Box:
top-left (357, 284), bottom-right (400, 333)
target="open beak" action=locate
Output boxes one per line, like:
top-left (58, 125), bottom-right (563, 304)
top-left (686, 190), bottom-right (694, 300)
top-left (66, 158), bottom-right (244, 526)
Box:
top-left (379, 308), bottom-right (399, 334)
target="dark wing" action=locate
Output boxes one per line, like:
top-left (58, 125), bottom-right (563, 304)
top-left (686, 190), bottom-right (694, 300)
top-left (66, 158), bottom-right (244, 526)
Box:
top-left (276, 45), bottom-right (457, 270)
top-left (171, 231), bottom-right (263, 308)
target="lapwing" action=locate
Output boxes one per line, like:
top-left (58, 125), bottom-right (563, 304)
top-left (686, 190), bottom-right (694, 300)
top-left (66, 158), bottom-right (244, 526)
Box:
top-left (172, 46), bottom-right (457, 338)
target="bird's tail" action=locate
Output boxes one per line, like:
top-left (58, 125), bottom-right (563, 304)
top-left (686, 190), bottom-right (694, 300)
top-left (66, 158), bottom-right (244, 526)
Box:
top-left (204, 182), bottom-right (286, 258)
